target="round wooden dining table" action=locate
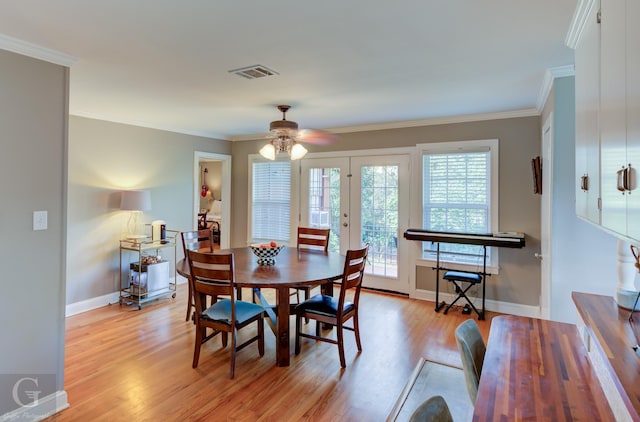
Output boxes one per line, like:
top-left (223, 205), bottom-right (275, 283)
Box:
top-left (177, 246), bottom-right (345, 366)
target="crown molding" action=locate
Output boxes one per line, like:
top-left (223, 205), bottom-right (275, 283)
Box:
top-left (230, 108), bottom-right (540, 141)
top-left (536, 65), bottom-right (575, 111)
top-left (565, 0), bottom-right (596, 49)
top-left (71, 110), bottom-right (228, 140)
top-left (0, 33), bottom-right (77, 67)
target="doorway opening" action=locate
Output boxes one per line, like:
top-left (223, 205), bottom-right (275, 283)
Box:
top-left (194, 152), bottom-right (232, 249)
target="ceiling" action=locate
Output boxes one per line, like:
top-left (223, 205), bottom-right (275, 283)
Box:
top-left (0, 1), bottom-right (577, 140)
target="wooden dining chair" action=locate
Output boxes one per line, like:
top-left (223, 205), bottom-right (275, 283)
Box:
top-left (181, 229), bottom-right (215, 322)
top-left (292, 227), bottom-right (331, 303)
top-left (197, 212), bottom-right (208, 230)
top-left (294, 245), bottom-right (368, 368)
top-left (187, 250), bottom-right (265, 379)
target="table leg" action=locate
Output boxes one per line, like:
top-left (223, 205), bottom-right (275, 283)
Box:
top-left (275, 287), bottom-right (291, 367)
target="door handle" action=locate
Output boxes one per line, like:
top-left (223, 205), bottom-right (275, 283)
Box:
top-left (534, 253), bottom-right (543, 260)
top-left (624, 164), bottom-right (632, 192)
top-left (617, 168), bottom-right (626, 192)
top-left (580, 174), bottom-right (589, 191)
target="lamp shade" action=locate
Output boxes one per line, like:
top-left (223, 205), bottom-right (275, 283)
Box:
top-left (259, 143), bottom-right (276, 160)
top-left (120, 190), bottom-right (151, 211)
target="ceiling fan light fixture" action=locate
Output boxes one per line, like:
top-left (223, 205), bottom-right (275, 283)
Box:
top-left (259, 143), bottom-right (276, 160)
top-left (290, 142), bottom-right (308, 160)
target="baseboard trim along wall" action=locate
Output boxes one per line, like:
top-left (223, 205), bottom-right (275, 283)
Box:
top-left (65, 277), bottom-right (183, 317)
top-left (0, 390), bottom-right (69, 421)
top-left (411, 289), bottom-right (542, 319)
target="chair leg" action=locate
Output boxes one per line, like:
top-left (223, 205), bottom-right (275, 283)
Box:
top-left (258, 318), bottom-right (265, 356)
top-left (337, 323), bottom-right (346, 368)
top-left (185, 282), bottom-right (193, 322)
top-left (304, 288), bottom-right (310, 324)
top-left (295, 313), bottom-right (302, 355)
top-left (222, 331), bottom-right (228, 348)
top-left (192, 326), bottom-right (204, 368)
top-left (315, 319), bottom-right (321, 337)
top-left (353, 314), bottom-right (362, 352)
top-left (230, 330), bottom-right (237, 379)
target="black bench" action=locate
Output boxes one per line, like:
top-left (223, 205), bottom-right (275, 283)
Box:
top-left (442, 270), bottom-right (483, 319)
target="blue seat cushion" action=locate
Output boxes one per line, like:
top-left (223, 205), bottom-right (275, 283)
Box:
top-left (443, 271), bottom-right (482, 283)
top-left (296, 294), bottom-right (354, 317)
top-left (202, 299), bottom-right (264, 324)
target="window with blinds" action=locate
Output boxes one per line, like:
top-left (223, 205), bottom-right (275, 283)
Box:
top-left (251, 160), bottom-right (291, 242)
top-left (421, 141), bottom-right (497, 264)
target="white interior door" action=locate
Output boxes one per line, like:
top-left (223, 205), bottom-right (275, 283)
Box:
top-left (300, 157), bottom-right (350, 253)
top-left (350, 155), bottom-right (410, 293)
top-left (540, 114), bottom-right (553, 319)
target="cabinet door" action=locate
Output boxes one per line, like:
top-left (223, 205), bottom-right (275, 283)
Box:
top-left (575, 0), bottom-right (601, 224)
top-left (599, 0), bottom-right (627, 236)
top-left (627, 0), bottom-right (640, 239)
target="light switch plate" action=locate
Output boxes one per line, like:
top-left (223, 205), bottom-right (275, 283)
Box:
top-left (33, 210), bottom-right (48, 231)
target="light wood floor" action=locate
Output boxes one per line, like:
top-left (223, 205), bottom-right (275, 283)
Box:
top-left (50, 284), bottom-right (497, 421)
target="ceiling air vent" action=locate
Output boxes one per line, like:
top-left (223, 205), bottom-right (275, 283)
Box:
top-left (228, 65), bottom-right (279, 80)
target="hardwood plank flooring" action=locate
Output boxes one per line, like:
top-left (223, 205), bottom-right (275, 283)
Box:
top-left (50, 284), bottom-right (498, 421)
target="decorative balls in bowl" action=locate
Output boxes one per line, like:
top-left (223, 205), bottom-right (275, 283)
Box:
top-left (250, 241), bottom-right (284, 265)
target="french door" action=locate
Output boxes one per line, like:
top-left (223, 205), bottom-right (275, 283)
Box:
top-left (300, 157), bottom-right (350, 253)
top-left (300, 154), bottom-right (410, 294)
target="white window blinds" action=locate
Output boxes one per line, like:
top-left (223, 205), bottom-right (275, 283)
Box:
top-left (251, 161), bottom-right (291, 242)
top-left (423, 150), bottom-right (491, 258)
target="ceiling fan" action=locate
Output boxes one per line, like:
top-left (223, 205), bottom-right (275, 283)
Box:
top-left (259, 105), bottom-right (336, 160)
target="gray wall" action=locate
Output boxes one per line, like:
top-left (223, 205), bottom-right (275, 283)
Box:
top-left (67, 116), bottom-right (231, 305)
top-left (0, 50), bottom-right (68, 413)
top-left (542, 76), bottom-right (618, 323)
top-left (231, 116), bottom-right (542, 307)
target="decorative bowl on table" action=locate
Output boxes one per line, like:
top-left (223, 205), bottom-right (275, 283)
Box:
top-left (250, 242), bottom-right (284, 266)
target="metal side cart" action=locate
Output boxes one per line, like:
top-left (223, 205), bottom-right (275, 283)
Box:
top-left (119, 228), bottom-right (179, 310)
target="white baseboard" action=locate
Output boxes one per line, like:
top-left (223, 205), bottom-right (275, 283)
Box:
top-left (0, 390), bottom-right (68, 421)
top-left (65, 292), bottom-right (120, 317)
top-left (65, 277), bottom-right (182, 317)
top-left (410, 289), bottom-right (542, 319)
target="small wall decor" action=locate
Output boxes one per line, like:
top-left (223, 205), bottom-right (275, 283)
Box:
top-left (531, 156), bottom-right (542, 195)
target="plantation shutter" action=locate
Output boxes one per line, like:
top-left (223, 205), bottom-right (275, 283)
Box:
top-left (252, 161), bottom-right (291, 242)
top-left (423, 150), bottom-right (490, 256)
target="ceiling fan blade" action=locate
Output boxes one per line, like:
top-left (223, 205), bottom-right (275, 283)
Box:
top-left (297, 129), bottom-right (337, 145)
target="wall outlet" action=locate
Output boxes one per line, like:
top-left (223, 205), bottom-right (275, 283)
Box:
top-left (33, 210), bottom-right (48, 231)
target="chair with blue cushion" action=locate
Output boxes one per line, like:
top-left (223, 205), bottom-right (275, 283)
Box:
top-left (291, 226), bottom-right (331, 304)
top-left (181, 229), bottom-right (215, 322)
top-left (187, 250), bottom-right (265, 378)
top-left (409, 395), bottom-right (454, 422)
top-left (454, 319), bottom-right (486, 404)
top-left (294, 245), bottom-right (368, 368)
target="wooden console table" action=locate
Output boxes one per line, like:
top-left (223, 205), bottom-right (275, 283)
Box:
top-left (474, 315), bottom-right (615, 421)
top-left (573, 292), bottom-right (640, 421)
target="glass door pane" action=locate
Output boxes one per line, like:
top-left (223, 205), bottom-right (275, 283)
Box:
top-left (361, 165), bottom-right (399, 278)
top-left (350, 155), bottom-right (410, 293)
top-left (300, 157), bottom-right (350, 253)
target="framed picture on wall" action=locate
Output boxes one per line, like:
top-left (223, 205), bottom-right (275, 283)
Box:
top-left (531, 156), bottom-right (542, 194)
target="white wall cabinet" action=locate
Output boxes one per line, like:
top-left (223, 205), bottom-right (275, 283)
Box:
top-left (599, 0), bottom-right (628, 236)
top-left (574, 0), bottom-right (601, 225)
top-left (573, 0), bottom-right (640, 243)
top-left (626, 0), bottom-right (640, 240)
